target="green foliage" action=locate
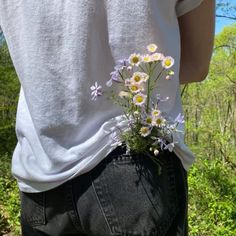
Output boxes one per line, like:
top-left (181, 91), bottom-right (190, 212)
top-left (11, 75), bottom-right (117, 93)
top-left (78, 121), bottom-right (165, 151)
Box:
top-left (182, 24), bottom-right (236, 167)
top-left (0, 41), bottom-right (21, 235)
top-left (182, 23), bottom-right (236, 235)
top-left (188, 151), bottom-right (236, 235)
top-left (0, 154), bottom-right (20, 236)
top-left (0, 42), bottom-right (20, 155)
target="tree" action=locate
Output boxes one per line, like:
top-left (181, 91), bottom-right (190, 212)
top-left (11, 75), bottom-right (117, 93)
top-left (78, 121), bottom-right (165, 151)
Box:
top-left (182, 23), bottom-right (236, 166)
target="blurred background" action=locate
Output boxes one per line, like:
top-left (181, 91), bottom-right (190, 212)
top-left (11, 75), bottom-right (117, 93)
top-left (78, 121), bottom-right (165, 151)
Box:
top-left (0, 1), bottom-right (235, 235)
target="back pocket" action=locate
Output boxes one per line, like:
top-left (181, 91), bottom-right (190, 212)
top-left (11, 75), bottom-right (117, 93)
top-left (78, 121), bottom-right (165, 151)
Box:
top-left (90, 152), bottom-right (179, 236)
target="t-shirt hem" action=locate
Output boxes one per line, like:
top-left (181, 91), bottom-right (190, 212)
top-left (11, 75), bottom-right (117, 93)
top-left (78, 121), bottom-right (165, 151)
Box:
top-left (176, 0), bottom-right (203, 17)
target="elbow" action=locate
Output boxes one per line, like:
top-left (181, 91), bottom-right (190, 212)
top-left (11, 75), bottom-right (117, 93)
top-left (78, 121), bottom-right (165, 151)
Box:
top-left (179, 60), bottom-right (211, 84)
top-left (195, 64), bottom-right (210, 82)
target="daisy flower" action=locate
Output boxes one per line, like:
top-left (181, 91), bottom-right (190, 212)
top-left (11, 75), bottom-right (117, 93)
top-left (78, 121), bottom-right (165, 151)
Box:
top-left (145, 116), bottom-right (153, 125)
top-left (130, 72), bottom-right (149, 84)
top-left (142, 54), bottom-right (152, 63)
top-left (141, 72), bottom-right (149, 82)
top-left (128, 53), bottom-right (142, 66)
top-left (152, 116), bottom-right (165, 126)
top-left (151, 53), bottom-right (163, 61)
top-left (133, 93), bottom-right (147, 106)
top-left (147, 43), bottom-right (158, 53)
top-left (162, 56), bottom-right (175, 69)
top-left (151, 109), bottom-right (161, 117)
top-left (139, 126), bottom-right (151, 137)
top-left (128, 83), bottom-right (143, 93)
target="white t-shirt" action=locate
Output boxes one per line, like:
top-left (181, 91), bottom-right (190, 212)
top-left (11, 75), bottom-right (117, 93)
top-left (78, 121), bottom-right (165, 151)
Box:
top-left (0, 0), bottom-right (203, 192)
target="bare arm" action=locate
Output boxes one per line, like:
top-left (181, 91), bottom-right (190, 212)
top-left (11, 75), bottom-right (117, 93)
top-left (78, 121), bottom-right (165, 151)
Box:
top-left (178, 0), bottom-right (215, 84)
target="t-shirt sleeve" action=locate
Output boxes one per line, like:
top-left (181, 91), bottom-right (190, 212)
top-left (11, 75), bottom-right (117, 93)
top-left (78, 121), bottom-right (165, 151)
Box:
top-left (176, 0), bottom-right (204, 17)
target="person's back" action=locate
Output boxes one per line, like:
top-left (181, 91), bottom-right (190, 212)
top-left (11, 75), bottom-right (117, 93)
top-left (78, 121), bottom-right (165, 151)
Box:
top-left (0, 0), bottom-right (215, 235)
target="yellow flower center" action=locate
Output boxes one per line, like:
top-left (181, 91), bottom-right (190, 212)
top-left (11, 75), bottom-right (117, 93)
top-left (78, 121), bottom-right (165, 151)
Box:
top-left (152, 110), bottom-right (161, 116)
top-left (156, 118), bottom-right (162, 125)
top-left (147, 44), bottom-right (157, 53)
top-left (146, 117), bottom-right (152, 124)
top-left (150, 46), bottom-right (155, 51)
top-left (165, 59), bottom-right (171, 67)
top-left (130, 85), bottom-right (138, 91)
top-left (140, 127), bottom-right (148, 134)
top-left (134, 75), bottom-right (141, 82)
top-left (136, 96), bottom-right (143, 103)
top-left (152, 53), bottom-right (161, 61)
top-left (132, 56), bottom-right (139, 64)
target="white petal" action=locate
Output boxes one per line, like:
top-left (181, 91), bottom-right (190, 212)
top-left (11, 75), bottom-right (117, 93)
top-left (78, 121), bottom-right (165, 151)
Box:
top-left (106, 79), bottom-right (113, 87)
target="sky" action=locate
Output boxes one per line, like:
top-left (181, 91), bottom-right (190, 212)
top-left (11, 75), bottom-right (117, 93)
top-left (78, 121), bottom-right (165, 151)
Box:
top-left (216, 18), bottom-right (235, 34)
top-left (215, 0), bottom-right (236, 34)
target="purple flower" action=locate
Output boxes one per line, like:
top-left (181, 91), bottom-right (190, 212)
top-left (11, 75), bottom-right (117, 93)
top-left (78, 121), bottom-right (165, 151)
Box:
top-left (106, 79), bottom-right (113, 87)
top-left (106, 70), bottom-right (122, 87)
top-left (164, 142), bottom-right (178, 152)
top-left (164, 142), bottom-right (175, 152)
top-left (151, 137), bottom-right (167, 150)
top-left (90, 82), bottom-right (102, 101)
top-left (106, 58), bottom-right (128, 87)
top-left (174, 113), bottom-right (184, 124)
top-left (118, 58), bottom-right (129, 67)
top-left (110, 70), bottom-right (121, 81)
top-left (157, 137), bottom-right (167, 150)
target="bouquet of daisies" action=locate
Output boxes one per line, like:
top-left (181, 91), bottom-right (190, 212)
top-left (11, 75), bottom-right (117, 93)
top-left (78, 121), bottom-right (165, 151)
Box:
top-left (90, 43), bottom-right (184, 164)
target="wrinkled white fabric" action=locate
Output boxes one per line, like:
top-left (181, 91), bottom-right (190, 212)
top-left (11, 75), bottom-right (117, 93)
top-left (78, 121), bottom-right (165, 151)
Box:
top-left (0, 0), bottom-right (203, 192)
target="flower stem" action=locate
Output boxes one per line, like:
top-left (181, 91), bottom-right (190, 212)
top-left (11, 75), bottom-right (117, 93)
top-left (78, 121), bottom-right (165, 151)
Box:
top-left (155, 68), bottom-right (165, 82)
top-left (146, 64), bottom-right (153, 113)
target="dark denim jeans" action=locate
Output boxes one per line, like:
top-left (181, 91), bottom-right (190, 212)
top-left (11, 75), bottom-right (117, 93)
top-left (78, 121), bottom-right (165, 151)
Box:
top-left (20, 145), bottom-right (188, 236)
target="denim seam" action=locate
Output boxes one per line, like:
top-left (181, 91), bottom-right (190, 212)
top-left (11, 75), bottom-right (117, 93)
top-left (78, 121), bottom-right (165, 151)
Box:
top-left (90, 173), bottom-right (114, 235)
top-left (65, 183), bottom-right (85, 233)
top-left (95, 173), bottom-right (122, 233)
top-left (138, 175), bottom-right (163, 236)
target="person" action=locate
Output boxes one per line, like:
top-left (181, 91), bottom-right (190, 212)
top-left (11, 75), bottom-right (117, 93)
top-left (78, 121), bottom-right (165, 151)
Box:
top-left (0, 0), bottom-right (215, 235)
